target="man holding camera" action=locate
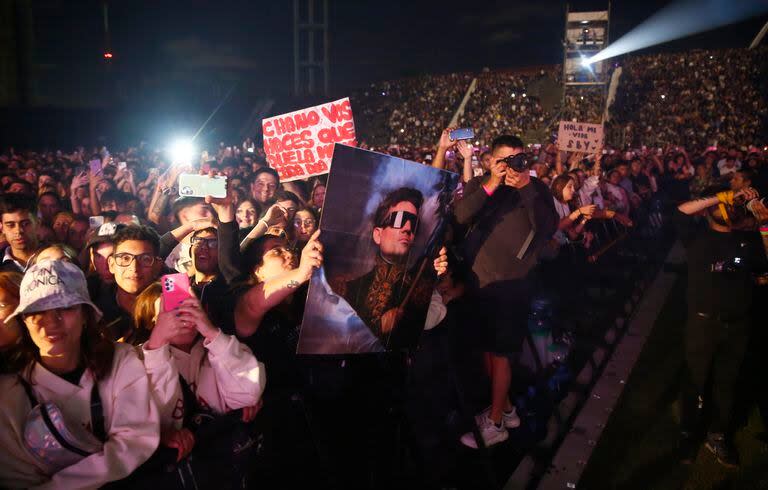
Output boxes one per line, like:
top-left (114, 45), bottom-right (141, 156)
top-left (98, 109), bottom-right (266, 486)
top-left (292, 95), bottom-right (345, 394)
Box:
top-left (454, 135), bottom-right (558, 448)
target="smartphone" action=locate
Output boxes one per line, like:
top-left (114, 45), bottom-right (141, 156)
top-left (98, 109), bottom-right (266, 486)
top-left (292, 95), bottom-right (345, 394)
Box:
top-left (89, 159), bottom-right (102, 175)
top-left (89, 216), bottom-right (104, 228)
top-left (178, 173), bottom-right (227, 198)
top-left (117, 161), bottom-right (127, 170)
top-left (161, 273), bottom-right (193, 312)
top-left (247, 147), bottom-right (255, 153)
top-left (449, 128), bottom-right (475, 141)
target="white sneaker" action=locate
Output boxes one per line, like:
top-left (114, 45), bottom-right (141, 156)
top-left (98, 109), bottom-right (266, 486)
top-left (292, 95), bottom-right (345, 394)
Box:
top-left (460, 415), bottom-right (509, 449)
top-left (475, 406), bottom-right (521, 429)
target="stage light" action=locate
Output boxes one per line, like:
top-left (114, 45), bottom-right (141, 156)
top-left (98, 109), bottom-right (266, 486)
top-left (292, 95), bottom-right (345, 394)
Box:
top-left (586, 0), bottom-right (768, 65)
top-left (103, 52), bottom-right (113, 59)
top-left (661, 94), bottom-right (666, 100)
top-left (169, 138), bottom-right (195, 165)
top-left (581, 57), bottom-right (593, 67)
top-left (511, 92), bottom-right (516, 98)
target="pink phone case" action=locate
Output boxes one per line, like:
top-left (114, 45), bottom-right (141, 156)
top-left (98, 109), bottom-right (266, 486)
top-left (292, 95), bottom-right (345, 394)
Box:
top-left (161, 273), bottom-right (193, 312)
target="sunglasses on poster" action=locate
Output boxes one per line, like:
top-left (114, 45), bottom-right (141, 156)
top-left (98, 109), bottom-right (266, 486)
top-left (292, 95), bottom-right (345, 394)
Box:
top-left (378, 210), bottom-right (419, 232)
top-left (499, 153), bottom-right (531, 172)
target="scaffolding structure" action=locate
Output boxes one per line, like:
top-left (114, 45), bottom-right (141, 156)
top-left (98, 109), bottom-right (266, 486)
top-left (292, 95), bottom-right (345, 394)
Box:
top-left (293, 0), bottom-right (330, 96)
top-left (562, 5), bottom-right (610, 123)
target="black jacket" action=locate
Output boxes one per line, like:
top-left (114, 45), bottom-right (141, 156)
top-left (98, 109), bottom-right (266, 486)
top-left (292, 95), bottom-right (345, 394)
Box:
top-left (455, 176), bottom-right (558, 296)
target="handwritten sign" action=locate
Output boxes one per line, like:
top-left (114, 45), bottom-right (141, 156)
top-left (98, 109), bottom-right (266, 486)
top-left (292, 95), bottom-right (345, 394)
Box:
top-left (262, 98), bottom-right (357, 182)
top-left (557, 121), bottom-right (604, 153)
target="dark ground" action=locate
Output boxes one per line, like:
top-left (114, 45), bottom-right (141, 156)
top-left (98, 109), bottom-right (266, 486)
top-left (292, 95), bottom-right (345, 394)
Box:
top-left (580, 275), bottom-right (768, 490)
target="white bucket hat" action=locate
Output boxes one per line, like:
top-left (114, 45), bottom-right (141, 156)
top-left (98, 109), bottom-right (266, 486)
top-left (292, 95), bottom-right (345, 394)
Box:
top-left (5, 260), bottom-right (102, 325)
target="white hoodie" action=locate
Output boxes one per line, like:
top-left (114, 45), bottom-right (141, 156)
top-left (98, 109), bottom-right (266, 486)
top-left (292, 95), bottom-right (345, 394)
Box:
top-left (141, 331), bottom-right (265, 430)
top-left (0, 343), bottom-right (160, 490)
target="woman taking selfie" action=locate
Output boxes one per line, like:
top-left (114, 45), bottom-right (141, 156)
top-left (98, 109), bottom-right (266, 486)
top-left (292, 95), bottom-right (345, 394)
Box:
top-left (0, 260), bottom-right (159, 489)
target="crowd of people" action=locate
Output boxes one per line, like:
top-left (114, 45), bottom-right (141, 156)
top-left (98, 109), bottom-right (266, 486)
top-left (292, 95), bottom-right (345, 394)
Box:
top-left (0, 46), bottom-right (767, 489)
top-left (613, 47), bottom-right (768, 149)
top-left (350, 73), bottom-right (473, 148)
top-left (456, 70), bottom-right (549, 148)
top-left (349, 47), bottom-right (766, 156)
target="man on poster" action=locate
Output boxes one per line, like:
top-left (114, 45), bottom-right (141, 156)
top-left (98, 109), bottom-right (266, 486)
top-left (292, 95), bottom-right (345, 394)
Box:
top-left (331, 187), bottom-right (434, 350)
top-left (454, 135), bottom-right (558, 448)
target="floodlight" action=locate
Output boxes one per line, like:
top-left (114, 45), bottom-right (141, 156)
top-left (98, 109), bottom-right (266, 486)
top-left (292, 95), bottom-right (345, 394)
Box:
top-left (169, 138), bottom-right (195, 165)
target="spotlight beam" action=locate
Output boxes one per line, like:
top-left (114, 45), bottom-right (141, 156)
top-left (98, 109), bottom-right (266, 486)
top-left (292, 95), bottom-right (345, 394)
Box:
top-left (586, 0), bottom-right (768, 64)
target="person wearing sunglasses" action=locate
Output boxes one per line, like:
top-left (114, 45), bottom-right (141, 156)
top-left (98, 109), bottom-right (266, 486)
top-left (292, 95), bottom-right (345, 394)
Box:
top-left (454, 134), bottom-right (558, 449)
top-left (96, 225), bottom-right (164, 343)
top-left (330, 187), bottom-right (434, 349)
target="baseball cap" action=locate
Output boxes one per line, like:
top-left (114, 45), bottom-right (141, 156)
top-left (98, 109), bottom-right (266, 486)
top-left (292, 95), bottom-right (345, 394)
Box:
top-left (5, 260), bottom-right (102, 325)
top-left (85, 222), bottom-right (125, 250)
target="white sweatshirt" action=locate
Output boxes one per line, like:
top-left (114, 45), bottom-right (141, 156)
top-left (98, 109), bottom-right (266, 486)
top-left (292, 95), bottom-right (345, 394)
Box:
top-left (141, 331), bottom-right (266, 430)
top-left (0, 343), bottom-right (160, 490)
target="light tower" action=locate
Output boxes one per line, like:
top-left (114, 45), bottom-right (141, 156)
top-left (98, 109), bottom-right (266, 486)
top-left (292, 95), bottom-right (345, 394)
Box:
top-left (562, 4), bottom-right (610, 123)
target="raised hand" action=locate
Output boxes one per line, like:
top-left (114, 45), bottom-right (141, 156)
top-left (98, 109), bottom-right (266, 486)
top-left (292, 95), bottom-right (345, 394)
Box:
top-left (456, 140), bottom-right (474, 161)
top-left (262, 203), bottom-right (289, 227)
top-left (204, 172), bottom-right (234, 223)
top-left (175, 297), bottom-right (219, 342)
top-left (298, 229), bottom-right (323, 279)
top-left (438, 127), bottom-right (456, 151)
top-left (146, 305), bottom-right (196, 351)
top-left (433, 246), bottom-right (449, 276)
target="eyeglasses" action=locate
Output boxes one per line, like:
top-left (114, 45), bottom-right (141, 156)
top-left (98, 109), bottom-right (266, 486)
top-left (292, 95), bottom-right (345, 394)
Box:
top-left (112, 252), bottom-right (159, 268)
top-left (190, 236), bottom-right (218, 249)
top-left (293, 218), bottom-right (316, 228)
top-left (378, 210), bottom-right (418, 232)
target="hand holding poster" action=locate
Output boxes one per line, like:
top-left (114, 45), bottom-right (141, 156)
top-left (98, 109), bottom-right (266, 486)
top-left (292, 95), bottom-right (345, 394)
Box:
top-left (557, 121), bottom-right (604, 153)
top-left (262, 98), bottom-right (357, 182)
top-left (297, 145), bottom-right (459, 355)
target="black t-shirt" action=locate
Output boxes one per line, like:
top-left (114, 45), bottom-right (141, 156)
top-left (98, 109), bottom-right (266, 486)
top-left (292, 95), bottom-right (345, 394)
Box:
top-left (219, 282), bottom-right (305, 400)
top-left (686, 228), bottom-right (762, 318)
top-left (93, 283), bottom-right (135, 343)
top-left (58, 365), bottom-right (86, 386)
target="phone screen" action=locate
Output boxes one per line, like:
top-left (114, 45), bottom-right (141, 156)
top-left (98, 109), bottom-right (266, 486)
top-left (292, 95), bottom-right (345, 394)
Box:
top-left (178, 173), bottom-right (227, 198)
top-left (449, 128), bottom-right (475, 141)
top-left (89, 216), bottom-right (104, 228)
top-left (89, 159), bottom-right (102, 175)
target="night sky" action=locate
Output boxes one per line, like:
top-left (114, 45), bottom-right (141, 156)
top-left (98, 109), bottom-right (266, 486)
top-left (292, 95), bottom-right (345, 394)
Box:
top-left (34, 0), bottom-right (768, 94)
top-left (7, 0), bottom-right (766, 147)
